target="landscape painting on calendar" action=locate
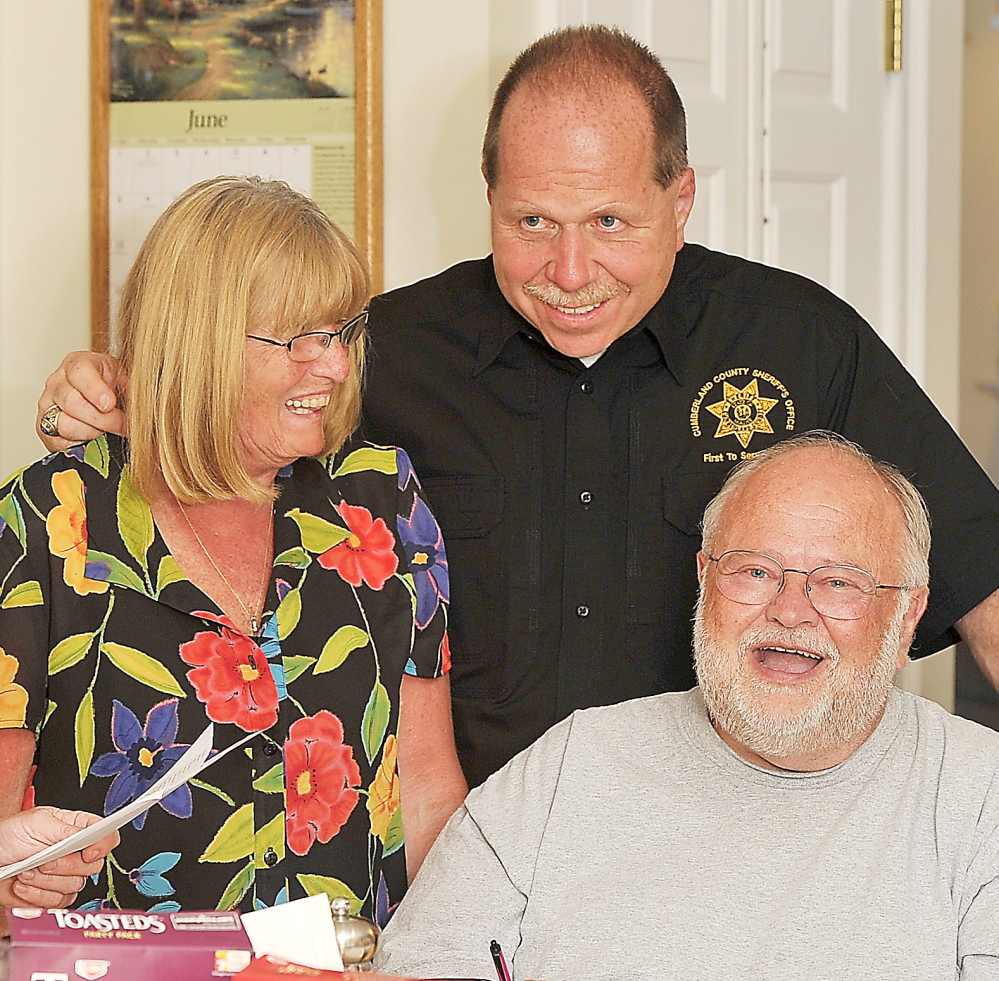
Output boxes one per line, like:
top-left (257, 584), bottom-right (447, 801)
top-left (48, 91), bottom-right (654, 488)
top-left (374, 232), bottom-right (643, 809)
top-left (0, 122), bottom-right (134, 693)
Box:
top-left (109, 0), bottom-right (355, 101)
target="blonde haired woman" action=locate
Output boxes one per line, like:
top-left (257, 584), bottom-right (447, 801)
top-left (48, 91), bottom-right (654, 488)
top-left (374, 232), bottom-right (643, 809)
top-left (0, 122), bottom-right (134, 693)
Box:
top-left (0, 176), bottom-right (465, 916)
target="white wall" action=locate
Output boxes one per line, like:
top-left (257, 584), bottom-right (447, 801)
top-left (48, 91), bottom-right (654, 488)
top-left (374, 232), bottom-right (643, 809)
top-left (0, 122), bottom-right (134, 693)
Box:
top-left (381, 0), bottom-right (491, 291)
top-left (0, 1), bottom-right (92, 478)
top-left (960, 0), bottom-right (999, 475)
top-left (0, 0), bottom-right (499, 481)
top-left (892, 0), bottom-right (964, 709)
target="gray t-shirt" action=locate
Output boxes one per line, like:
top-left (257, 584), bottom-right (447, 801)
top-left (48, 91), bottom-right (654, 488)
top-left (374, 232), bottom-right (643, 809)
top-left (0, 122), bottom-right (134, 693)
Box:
top-left (377, 688), bottom-right (999, 980)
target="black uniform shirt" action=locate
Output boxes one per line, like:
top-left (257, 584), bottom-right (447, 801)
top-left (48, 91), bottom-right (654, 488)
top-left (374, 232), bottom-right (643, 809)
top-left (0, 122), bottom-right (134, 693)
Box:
top-left (362, 243), bottom-right (999, 787)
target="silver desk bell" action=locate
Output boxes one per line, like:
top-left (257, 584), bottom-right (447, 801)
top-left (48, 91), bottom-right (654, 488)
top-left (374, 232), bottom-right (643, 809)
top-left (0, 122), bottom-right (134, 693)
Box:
top-left (330, 897), bottom-right (380, 970)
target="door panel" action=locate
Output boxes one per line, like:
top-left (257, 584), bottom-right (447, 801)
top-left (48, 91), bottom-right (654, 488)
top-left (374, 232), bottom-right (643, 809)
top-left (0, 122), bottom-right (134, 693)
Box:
top-left (563, 0), bottom-right (887, 328)
top-left (561, 0), bottom-right (753, 256)
top-left (764, 0), bottom-right (884, 326)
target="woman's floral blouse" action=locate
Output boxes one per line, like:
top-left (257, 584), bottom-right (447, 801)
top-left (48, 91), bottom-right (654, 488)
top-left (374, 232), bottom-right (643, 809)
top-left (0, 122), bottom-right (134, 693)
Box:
top-left (0, 435), bottom-right (451, 920)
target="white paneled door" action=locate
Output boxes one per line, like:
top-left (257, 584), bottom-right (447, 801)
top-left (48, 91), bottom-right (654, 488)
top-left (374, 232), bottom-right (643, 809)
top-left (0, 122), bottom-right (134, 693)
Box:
top-left (558, 0), bottom-right (917, 365)
top-left (763, 0), bottom-right (887, 331)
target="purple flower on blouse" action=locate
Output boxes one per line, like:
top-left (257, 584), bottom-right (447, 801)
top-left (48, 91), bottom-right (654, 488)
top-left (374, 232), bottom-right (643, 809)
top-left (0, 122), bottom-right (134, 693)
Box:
top-left (397, 494), bottom-right (449, 629)
top-left (396, 449), bottom-right (417, 492)
top-left (84, 559), bottom-right (112, 582)
top-left (42, 446), bottom-right (85, 466)
top-left (90, 699), bottom-right (193, 830)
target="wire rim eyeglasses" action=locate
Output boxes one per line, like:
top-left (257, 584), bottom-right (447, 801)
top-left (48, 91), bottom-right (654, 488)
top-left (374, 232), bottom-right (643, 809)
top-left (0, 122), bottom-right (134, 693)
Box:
top-left (246, 310), bottom-right (367, 362)
top-left (704, 549), bottom-right (914, 621)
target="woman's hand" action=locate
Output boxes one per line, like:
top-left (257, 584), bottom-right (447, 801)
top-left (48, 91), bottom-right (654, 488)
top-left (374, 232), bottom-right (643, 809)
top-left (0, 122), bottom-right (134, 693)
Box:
top-left (0, 807), bottom-right (119, 909)
top-left (36, 351), bottom-right (128, 452)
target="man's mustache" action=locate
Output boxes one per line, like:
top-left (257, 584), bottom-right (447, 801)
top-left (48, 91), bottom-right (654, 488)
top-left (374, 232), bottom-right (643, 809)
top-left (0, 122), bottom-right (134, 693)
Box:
top-left (523, 280), bottom-right (630, 308)
top-left (737, 623), bottom-right (841, 668)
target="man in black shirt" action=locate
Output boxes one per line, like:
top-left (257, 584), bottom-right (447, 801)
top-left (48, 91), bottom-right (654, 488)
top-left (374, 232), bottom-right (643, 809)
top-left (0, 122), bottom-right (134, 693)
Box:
top-left (35, 26), bottom-right (999, 788)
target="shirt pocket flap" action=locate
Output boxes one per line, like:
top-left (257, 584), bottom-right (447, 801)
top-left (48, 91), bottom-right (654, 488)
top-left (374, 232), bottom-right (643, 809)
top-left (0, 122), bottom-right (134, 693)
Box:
top-left (421, 476), bottom-right (504, 538)
top-left (662, 470), bottom-right (728, 538)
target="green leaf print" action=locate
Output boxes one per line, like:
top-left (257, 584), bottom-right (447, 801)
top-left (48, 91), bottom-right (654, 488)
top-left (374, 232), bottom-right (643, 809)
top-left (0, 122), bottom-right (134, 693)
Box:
top-left (0, 494), bottom-right (25, 547)
top-left (361, 679), bottom-right (390, 764)
top-left (75, 690), bottom-right (95, 787)
top-left (200, 803), bottom-right (254, 864)
top-left (273, 547), bottom-right (312, 569)
top-left (83, 437), bottom-right (110, 478)
top-left (331, 447), bottom-right (397, 478)
top-left (296, 874), bottom-right (362, 914)
top-left (189, 779), bottom-right (236, 806)
top-left (251, 764), bottom-right (285, 795)
top-left (1, 580), bottom-right (43, 609)
top-left (276, 588), bottom-right (302, 640)
top-left (155, 555), bottom-right (187, 594)
top-left (42, 700), bottom-right (57, 728)
top-left (87, 550), bottom-right (146, 593)
top-left (284, 509), bottom-right (351, 554)
top-left (102, 642), bottom-right (186, 698)
top-left (116, 470), bottom-right (154, 571)
top-left (254, 812), bottom-right (286, 870)
top-left (49, 631), bottom-right (98, 674)
top-left (216, 860), bottom-right (255, 911)
top-left (315, 626), bottom-right (369, 675)
top-left (281, 655), bottom-right (315, 685)
top-left (382, 807), bottom-right (405, 857)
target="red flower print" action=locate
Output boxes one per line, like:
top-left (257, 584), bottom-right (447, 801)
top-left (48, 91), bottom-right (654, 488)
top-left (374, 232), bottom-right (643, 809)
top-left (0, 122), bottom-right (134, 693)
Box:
top-left (285, 710), bottom-right (361, 856)
top-left (317, 502), bottom-right (399, 590)
top-left (441, 632), bottom-right (452, 674)
top-left (179, 613), bottom-right (279, 732)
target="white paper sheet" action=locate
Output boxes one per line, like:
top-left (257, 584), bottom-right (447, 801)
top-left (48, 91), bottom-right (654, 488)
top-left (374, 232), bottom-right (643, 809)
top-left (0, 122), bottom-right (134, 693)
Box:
top-left (241, 894), bottom-right (345, 972)
top-left (0, 724), bottom-right (257, 881)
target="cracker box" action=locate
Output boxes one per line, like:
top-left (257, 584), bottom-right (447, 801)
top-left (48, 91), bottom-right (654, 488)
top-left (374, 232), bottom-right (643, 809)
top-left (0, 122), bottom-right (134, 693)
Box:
top-left (8, 907), bottom-right (254, 981)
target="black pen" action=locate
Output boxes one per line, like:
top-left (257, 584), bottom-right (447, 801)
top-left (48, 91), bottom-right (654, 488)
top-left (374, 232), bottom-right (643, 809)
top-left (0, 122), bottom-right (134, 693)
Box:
top-left (490, 939), bottom-right (512, 981)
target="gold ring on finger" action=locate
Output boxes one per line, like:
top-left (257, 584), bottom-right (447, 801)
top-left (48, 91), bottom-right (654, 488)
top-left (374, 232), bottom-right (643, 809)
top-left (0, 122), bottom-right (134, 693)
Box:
top-left (39, 405), bottom-right (62, 438)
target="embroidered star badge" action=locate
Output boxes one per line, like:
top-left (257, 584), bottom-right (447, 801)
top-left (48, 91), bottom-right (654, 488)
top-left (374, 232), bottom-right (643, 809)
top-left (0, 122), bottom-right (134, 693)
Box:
top-left (705, 379), bottom-right (780, 449)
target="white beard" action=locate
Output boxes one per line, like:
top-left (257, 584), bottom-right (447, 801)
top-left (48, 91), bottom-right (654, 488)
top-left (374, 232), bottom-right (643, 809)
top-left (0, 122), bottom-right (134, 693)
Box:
top-left (693, 590), bottom-right (908, 764)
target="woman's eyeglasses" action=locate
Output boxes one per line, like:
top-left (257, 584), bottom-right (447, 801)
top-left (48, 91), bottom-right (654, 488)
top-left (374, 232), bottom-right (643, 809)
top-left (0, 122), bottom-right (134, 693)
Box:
top-left (247, 310), bottom-right (367, 362)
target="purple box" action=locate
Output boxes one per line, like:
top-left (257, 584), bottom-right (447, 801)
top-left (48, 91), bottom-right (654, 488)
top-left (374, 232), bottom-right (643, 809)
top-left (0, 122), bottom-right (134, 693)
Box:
top-left (8, 908), bottom-right (254, 981)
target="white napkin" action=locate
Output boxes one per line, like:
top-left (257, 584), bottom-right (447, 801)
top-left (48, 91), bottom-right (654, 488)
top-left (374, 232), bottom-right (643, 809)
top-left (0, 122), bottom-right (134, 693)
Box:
top-left (240, 894), bottom-right (345, 972)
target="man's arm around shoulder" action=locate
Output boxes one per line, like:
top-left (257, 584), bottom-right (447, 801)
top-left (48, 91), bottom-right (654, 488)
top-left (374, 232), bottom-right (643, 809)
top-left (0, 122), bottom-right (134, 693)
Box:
top-left (957, 588), bottom-right (999, 692)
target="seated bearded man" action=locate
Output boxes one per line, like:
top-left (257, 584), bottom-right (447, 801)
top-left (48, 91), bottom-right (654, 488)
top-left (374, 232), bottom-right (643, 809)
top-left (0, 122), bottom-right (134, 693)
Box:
top-left (374, 432), bottom-right (999, 981)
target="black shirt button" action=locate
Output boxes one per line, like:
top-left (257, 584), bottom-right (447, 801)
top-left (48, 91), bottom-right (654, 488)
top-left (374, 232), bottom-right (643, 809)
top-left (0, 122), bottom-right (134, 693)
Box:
top-left (580, 380), bottom-right (593, 394)
top-left (579, 490), bottom-right (592, 505)
top-left (263, 741), bottom-right (279, 757)
top-left (263, 847), bottom-right (279, 867)
top-left (576, 605), bottom-right (590, 618)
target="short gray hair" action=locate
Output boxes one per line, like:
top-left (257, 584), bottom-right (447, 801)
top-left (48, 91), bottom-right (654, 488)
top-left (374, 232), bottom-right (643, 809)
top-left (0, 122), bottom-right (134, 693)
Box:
top-left (700, 432), bottom-right (930, 587)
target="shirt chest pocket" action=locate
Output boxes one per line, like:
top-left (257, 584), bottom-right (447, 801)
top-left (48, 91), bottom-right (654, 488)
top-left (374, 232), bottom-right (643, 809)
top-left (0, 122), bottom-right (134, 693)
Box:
top-left (661, 470), bottom-right (728, 537)
top-left (420, 476), bottom-right (504, 539)
top-left (419, 476), bottom-right (508, 686)
top-left (625, 469), bottom-right (728, 624)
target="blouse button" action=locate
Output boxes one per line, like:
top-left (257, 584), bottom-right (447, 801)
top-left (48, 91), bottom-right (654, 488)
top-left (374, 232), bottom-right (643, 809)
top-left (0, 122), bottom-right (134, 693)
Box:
top-left (579, 490), bottom-right (592, 505)
top-left (576, 605), bottom-right (590, 618)
top-left (263, 848), bottom-right (279, 867)
top-left (263, 742), bottom-right (279, 757)
top-left (580, 380), bottom-right (593, 394)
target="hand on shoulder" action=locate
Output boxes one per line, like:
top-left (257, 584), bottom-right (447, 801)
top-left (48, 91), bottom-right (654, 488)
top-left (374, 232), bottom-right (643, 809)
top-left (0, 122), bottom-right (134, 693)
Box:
top-left (37, 351), bottom-right (128, 452)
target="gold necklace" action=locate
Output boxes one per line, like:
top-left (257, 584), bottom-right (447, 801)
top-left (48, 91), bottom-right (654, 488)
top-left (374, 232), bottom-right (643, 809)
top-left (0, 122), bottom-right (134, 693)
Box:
top-left (177, 500), bottom-right (273, 635)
